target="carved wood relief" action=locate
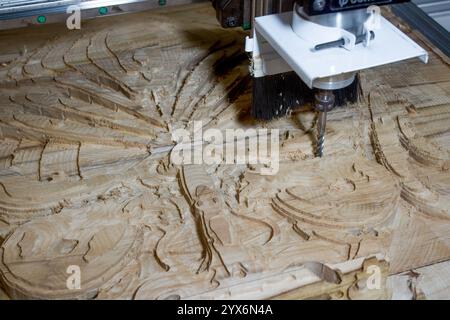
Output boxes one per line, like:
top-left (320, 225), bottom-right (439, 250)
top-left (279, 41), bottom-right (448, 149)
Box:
top-left (0, 5), bottom-right (448, 299)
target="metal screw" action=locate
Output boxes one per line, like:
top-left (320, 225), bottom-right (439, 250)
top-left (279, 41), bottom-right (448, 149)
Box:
top-left (226, 16), bottom-right (238, 27)
top-left (313, 0), bottom-right (326, 11)
top-left (37, 15), bottom-right (47, 24)
top-left (98, 7), bottom-right (108, 15)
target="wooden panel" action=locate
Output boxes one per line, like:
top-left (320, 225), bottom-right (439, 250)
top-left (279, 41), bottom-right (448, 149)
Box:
top-left (0, 4), bottom-right (448, 299)
top-left (389, 259), bottom-right (450, 299)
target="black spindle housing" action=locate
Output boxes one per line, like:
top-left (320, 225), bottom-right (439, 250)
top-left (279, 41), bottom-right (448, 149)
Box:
top-left (300, 0), bottom-right (410, 16)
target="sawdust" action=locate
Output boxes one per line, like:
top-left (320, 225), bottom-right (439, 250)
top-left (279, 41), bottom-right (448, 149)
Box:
top-left (0, 4), bottom-right (448, 299)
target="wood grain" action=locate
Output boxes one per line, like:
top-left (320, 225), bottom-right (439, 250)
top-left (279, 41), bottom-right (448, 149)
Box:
top-left (0, 4), bottom-right (448, 299)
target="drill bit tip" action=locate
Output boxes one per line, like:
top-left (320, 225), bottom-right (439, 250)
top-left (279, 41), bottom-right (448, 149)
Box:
top-left (316, 133), bottom-right (325, 157)
top-left (314, 91), bottom-right (335, 158)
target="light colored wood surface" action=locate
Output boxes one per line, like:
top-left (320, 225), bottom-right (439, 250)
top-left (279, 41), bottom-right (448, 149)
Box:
top-left (389, 260), bottom-right (450, 300)
top-left (272, 257), bottom-right (391, 300)
top-left (0, 4), bottom-right (449, 299)
top-left (0, 284), bottom-right (9, 300)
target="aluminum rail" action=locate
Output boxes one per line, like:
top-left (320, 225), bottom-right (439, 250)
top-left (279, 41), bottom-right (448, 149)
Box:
top-left (393, 1), bottom-right (450, 57)
top-left (0, 0), bottom-right (207, 29)
top-left (413, 0), bottom-right (450, 31)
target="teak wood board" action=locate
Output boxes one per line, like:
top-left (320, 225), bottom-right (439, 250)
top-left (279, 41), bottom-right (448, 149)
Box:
top-left (0, 3), bottom-right (449, 300)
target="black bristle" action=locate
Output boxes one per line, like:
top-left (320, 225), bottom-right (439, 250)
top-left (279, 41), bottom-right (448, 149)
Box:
top-left (251, 72), bottom-right (362, 120)
top-left (333, 73), bottom-right (362, 107)
top-left (252, 71), bottom-right (313, 120)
